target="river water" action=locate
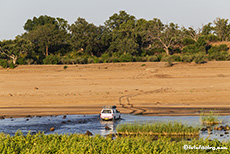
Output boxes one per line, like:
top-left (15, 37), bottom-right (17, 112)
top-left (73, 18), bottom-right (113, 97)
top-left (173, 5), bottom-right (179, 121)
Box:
top-left (0, 114), bottom-right (229, 142)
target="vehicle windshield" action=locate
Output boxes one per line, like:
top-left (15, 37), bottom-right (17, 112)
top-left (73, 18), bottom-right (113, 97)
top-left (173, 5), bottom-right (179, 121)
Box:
top-left (102, 110), bottom-right (112, 113)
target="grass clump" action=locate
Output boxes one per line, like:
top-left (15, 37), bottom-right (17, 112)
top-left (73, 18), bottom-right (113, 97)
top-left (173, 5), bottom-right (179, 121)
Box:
top-left (200, 111), bottom-right (222, 125)
top-left (116, 122), bottom-right (200, 136)
top-left (63, 65), bottom-right (68, 69)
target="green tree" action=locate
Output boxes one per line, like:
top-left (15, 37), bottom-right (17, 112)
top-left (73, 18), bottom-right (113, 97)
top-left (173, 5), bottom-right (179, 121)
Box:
top-left (69, 18), bottom-right (110, 56)
top-left (213, 18), bottom-right (230, 41)
top-left (27, 24), bottom-right (67, 57)
top-left (201, 22), bottom-right (213, 35)
top-left (148, 19), bottom-right (181, 55)
top-left (105, 10), bottom-right (135, 30)
top-left (24, 15), bottom-right (68, 32)
top-left (108, 20), bottom-right (139, 55)
top-left (0, 37), bottom-right (33, 64)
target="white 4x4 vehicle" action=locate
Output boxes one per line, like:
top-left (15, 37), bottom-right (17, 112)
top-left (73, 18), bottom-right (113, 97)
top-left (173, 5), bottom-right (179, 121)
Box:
top-left (100, 106), bottom-right (121, 120)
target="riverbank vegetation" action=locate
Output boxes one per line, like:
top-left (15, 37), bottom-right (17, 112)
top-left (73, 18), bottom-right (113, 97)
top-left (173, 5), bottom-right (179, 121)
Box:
top-left (1, 11), bottom-right (230, 68)
top-left (200, 111), bottom-right (222, 125)
top-left (0, 131), bottom-right (229, 153)
top-left (116, 122), bottom-right (200, 136)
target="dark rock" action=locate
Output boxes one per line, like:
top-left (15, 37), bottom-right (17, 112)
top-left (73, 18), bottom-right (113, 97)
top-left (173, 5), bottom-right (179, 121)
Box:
top-left (0, 116), bottom-right (5, 119)
top-left (62, 121), bottom-right (66, 124)
top-left (67, 120), bottom-right (71, 122)
top-left (50, 127), bottom-right (55, 131)
top-left (34, 87), bottom-right (39, 90)
top-left (85, 130), bottom-right (93, 136)
top-left (105, 125), bottom-right (111, 130)
top-left (225, 132), bottom-right (229, 135)
top-left (62, 115), bottom-right (67, 119)
top-left (26, 119), bottom-right (29, 121)
top-left (220, 134), bottom-right (224, 137)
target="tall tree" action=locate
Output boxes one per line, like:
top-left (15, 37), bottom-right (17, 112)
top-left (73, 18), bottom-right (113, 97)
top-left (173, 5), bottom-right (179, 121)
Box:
top-left (108, 20), bottom-right (139, 55)
top-left (106, 11), bottom-right (138, 55)
top-left (105, 10), bottom-right (135, 30)
top-left (69, 18), bottom-right (109, 56)
top-left (213, 18), bottom-right (230, 41)
top-left (27, 24), bottom-right (67, 56)
top-left (182, 27), bottom-right (201, 42)
top-left (24, 15), bottom-right (68, 32)
top-left (147, 19), bottom-right (181, 55)
top-left (201, 23), bottom-right (213, 35)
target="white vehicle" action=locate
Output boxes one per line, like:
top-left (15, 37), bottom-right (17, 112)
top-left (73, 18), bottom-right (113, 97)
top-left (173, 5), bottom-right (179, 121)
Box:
top-left (100, 106), bottom-right (121, 120)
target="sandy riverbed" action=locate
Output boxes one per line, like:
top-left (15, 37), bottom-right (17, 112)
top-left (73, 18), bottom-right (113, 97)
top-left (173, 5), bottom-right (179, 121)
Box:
top-left (0, 61), bottom-right (230, 118)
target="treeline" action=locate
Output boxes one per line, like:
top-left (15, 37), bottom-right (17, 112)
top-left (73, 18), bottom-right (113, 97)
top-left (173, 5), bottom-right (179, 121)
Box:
top-left (1, 11), bottom-right (230, 68)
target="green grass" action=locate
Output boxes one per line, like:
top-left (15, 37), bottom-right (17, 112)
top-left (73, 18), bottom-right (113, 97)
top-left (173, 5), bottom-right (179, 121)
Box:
top-left (0, 131), bottom-right (229, 153)
top-left (200, 111), bottom-right (222, 125)
top-left (116, 122), bottom-right (200, 136)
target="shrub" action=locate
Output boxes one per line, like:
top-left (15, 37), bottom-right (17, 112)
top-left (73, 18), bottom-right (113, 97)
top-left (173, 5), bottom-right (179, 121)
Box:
top-left (171, 55), bottom-right (181, 62)
top-left (0, 59), bottom-right (8, 68)
top-left (101, 53), bottom-right (111, 63)
top-left (180, 54), bottom-right (194, 63)
top-left (17, 58), bottom-right (25, 65)
top-left (76, 57), bottom-right (88, 64)
top-left (87, 58), bottom-right (94, 64)
top-left (107, 57), bottom-right (119, 63)
top-left (9, 63), bottom-right (15, 69)
top-left (208, 51), bottom-right (228, 61)
top-left (204, 34), bottom-right (220, 42)
top-left (148, 56), bottom-right (160, 62)
top-left (119, 53), bottom-right (133, 62)
top-left (43, 55), bottom-right (60, 64)
top-left (182, 44), bottom-right (200, 54)
top-left (25, 59), bottom-right (34, 65)
top-left (63, 65), bottom-right (68, 69)
top-left (193, 53), bottom-right (206, 64)
top-left (134, 57), bottom-right (143, 62)
top-left (93, 57), bottom-right (103, 63)
top-left (208, 44), bottom-right (228, 54)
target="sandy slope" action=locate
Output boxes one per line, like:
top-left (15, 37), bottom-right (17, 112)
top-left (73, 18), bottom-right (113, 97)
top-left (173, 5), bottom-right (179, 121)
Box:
top-left (0, 61), bottom-right (230, 117)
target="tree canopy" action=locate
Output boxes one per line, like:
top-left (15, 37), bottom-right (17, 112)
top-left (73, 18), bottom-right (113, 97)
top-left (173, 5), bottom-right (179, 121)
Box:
top-left (1, 11), bottom-right (230, 67)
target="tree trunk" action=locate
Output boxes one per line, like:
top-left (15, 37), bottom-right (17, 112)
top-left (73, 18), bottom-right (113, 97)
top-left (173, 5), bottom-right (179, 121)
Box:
top-left (45, 46), bottom-right (49, 57)
top-left (12, 56), bottom-right (17, 65)
top-left (165, 48), bottom-right (170, 55)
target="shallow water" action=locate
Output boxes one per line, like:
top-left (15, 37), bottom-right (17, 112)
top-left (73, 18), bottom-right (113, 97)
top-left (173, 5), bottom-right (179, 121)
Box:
top-left (0, 114), bottom-right (229, 142)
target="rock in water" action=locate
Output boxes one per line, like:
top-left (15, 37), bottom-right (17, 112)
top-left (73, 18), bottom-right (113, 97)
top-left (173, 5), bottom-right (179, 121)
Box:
top-left (85, 130), bottom-right (93, 136)
top-left (105, 125), bottom-right (111, 130)
top-left (50, 127), bottom-right (55, 131)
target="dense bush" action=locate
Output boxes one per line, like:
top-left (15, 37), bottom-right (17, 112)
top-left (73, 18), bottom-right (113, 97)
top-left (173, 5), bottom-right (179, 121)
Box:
top-left (119, 53), bottom-right (134, 62)
top-left (193, 53), bottom-right (206, 64)
top-left (43, 55), bottom-right (60, 64)
top-left (0, 131), bottom-right (229, 153)
top-left (8, 63), bottom-right (15, 69)
top-left (0, 59), bottom-right (8, 68)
